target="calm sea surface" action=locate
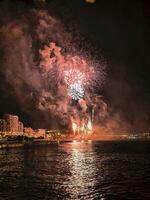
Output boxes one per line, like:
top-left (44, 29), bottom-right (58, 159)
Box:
top-left (0, 141), bottom-right (150, 200)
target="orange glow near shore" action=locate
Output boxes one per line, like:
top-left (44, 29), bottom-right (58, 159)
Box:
top-left (85, 0), bottom-right (96, 3)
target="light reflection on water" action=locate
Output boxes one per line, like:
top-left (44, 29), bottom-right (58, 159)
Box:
top-left (61, 142), bottom-right (98, 199)
top-left (0, 141), bottom-right (150, 200)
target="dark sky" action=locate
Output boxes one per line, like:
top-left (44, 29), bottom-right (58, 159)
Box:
top-left (0, 0), bottom-right (150, 131)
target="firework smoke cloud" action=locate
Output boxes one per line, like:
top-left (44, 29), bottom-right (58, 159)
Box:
top-left (38, 26), bottom-right (107, 131)
top-left (0, 3), bottom-right (107, 131)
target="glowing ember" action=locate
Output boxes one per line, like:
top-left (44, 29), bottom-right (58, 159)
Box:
top-left (64, 69), bottom-right (87, 86)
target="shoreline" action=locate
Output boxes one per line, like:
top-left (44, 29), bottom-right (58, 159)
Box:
top-left (0, 140), bottom-right (59, 149)
top-left (0, 139), bottom-right (150, 149)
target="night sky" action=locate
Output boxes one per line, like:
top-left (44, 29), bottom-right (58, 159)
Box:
top-left (0, 0), bottom-right (150, 132)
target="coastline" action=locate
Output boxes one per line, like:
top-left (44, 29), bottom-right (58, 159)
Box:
top-left (0, 140), bottom-right (59, 149)
top-left (0, 138), bottom-right (150, 149)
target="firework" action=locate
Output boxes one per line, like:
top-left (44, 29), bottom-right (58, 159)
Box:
top-left (86, 117), bottom-right (92, 133)
top-left (64, 69), bottom-right (87, 86)
top-left (38, 39), bottom-right (106, 132)
top-left (68, 83), bottom-right (84, 100)
top-left (39, 43), bottom-right (105, 92)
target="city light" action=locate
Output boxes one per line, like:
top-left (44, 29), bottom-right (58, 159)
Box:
top-left (73, 140), bottom-right (78, 144)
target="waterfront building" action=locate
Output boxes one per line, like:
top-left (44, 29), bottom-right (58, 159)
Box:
top-left (0, 119), bottom-right (7, 132)
top-left (18, 121), bottom-right (24, 133)
top-left (34, 129), bottom-right (46, 138)
top-left (24, 128), bottom-right (46, 138)
top-left (24, 127), bottom-right (34, 137)
top-left (3, 114), bottom-right (19, 133)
